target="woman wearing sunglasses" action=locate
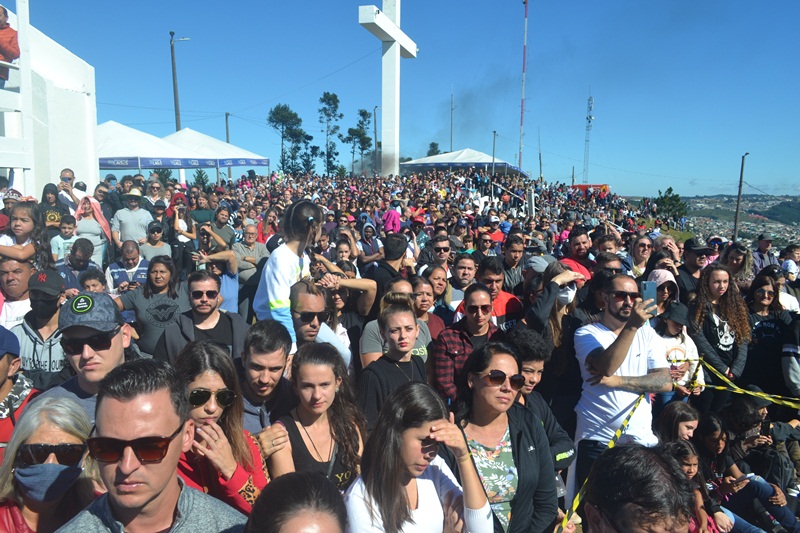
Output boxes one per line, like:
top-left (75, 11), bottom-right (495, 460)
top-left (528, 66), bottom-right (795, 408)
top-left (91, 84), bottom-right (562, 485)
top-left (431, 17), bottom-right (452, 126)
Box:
top-left (629, 235), bottom-right (653, 278)
top-left (441, 342), bottom-right (558, 533)
top-left (116, 255), bottom-right (190, 358)
top-left (173, 341), bottom-right (270, 515)
top-left (739, 275), bottom-right (792, 400)
top-left (0, 397), bottom-right (96, 532)
top-left (268, 343), bottom-right (365, 492)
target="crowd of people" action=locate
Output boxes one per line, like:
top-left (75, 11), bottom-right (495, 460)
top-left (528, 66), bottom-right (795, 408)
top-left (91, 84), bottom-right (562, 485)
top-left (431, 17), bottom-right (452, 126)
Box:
top-left (0, 165), bottom-right (796, 532)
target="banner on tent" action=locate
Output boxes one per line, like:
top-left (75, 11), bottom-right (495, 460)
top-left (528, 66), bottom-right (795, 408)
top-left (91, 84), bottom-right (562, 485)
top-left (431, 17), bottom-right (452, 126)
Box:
top-left (219, 158), bottom-right (270, 167)
top-left (100, 157), bottom-right (269, 170)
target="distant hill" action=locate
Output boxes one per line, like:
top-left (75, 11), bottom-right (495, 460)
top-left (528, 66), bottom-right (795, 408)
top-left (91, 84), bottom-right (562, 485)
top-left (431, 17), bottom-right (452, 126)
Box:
top-left (754, 201), bottom-right (800, 226)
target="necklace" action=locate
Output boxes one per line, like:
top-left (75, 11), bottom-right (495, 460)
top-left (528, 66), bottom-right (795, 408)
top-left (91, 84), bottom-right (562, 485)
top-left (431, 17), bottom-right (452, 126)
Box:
top-left (393, 360), bottom-right (414, 381)
top-left (295, 410), bottom-right (334, 464)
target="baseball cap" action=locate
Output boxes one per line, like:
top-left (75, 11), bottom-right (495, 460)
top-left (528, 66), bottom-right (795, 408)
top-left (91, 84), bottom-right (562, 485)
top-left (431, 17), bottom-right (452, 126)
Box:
top-left (3, 189), bottom-right (22, 202)
top-left (744, 385), bottom-right (772, 409)
top-left (148, 220), bottom-right (164, 233)
top-left (347, 215), bottom-right (356, 223)
top-left (530, 238), bottom-right (548, 254)
top-left (104, 173), bottom-right (117, 181)
top-left (456, 218), bottom-right (468, 227)
top-left (411, 216), bottom-right (425, 224)
top-left (489, 215), bottom-right (500, 223)
top-left (684, 237), bottom-right (712, 254)
top-left (59, 292), bottom-right (124, 333)
top-left (782, 260), bottom-right (799, 277)
top-left (153, 199), bottom-right (167, 209)
top-left (0, 326), bottom-right (20, 358)
top-left (757, 233), bottom-right (774, 241)
top-left (660, 301), bottom-right (689, 327)
top-left (28, 269), bottom-right (65, 296)
top-left (523, 255), bottom-right (549, 274)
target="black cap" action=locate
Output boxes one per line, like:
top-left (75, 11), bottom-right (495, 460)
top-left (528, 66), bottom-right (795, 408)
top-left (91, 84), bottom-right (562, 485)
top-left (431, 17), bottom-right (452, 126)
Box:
top-left (659, 301), bottom-right (689, 327)
top-left (28, 269), bottom-right (65, 296)
top-left (757, 233), bottom-right (773, 241)
top-left (744, 385), bottom-right (772, 409)
top-left (148, 220), bottom-right (164, 233)
top-left (684, 237), bottom-right (712, 254)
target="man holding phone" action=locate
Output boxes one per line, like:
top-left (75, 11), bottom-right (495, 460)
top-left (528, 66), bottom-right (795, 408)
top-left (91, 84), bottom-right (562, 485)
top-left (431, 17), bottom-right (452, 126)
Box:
top-left (57, 168), bottom-right (87, 215)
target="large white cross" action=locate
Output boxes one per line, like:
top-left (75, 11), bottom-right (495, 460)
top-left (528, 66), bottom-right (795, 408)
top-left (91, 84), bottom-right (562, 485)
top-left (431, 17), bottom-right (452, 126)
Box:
top-left (359, 0), bottom-right (417, 177)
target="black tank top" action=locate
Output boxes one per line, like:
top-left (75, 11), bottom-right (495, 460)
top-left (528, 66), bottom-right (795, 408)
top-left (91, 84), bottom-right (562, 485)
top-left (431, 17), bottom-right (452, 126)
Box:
top-left (279, 414), bottom-right (356, 491)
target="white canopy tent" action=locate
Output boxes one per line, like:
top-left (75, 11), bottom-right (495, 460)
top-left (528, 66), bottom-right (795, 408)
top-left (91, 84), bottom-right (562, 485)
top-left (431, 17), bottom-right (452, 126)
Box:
top-left (400, 148), bottom-right (528, 177)
top-left (163, 128), bottom-right (269, 182)
top-left (96, 121), bottom-right (213, 170)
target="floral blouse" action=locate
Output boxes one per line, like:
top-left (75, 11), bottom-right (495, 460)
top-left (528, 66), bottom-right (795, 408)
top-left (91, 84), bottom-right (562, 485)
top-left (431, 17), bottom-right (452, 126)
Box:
top-left (466, 426), bottom-right (518, 531)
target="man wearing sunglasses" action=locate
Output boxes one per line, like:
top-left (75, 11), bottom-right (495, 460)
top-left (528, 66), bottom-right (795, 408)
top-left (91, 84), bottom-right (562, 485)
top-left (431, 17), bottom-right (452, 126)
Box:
top-left (62, 359), bottom-right (247, 531)
top-left (570, 274), bottom-right (671, 504)
top-left (675, 237), bottom-right (712, 305)
top-left (155, 270), bottom-right (249, 364)
top-left (288, 279), bottom-right (350, 366)
top-left (34, 292), bottom-right (132, 421)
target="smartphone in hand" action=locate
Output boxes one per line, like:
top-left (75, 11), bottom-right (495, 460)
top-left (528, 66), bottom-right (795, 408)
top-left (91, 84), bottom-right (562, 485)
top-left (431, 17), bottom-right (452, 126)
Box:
top-left (642, 281), bottom-right (657, 307)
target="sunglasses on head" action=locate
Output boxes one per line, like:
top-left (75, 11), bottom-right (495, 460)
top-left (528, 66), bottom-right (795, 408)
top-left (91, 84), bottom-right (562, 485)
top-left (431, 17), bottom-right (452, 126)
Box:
top-left (60, 326), bottom-right (121, 355)
top-left (608, 290), bottom-right (640, 302)
top-left (16, 443), bottom-right (86, 467)
top-left (188, 388), bottom-right (236, 408)
top-left (479, 369), bottom-right (526, 391)
top-left (292, 310), bottom-right (330, 323)
top-left (466, 304), bottom-right (492, 315)
top-left (191, 290), bottom-right (219, 300)
top-left (87, 424), bottom-right (184, 464)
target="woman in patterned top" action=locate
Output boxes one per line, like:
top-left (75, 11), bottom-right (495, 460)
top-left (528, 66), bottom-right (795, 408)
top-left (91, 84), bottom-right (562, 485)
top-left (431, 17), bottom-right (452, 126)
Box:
top-left (174, 341), bottom-right (271, 514)
top-left (449, 342), bottom-right (558, 533)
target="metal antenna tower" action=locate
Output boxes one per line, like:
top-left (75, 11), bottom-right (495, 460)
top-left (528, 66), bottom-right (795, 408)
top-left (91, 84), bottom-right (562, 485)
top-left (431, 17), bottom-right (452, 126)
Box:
top-left (583, 95), bottom-right (594, 184)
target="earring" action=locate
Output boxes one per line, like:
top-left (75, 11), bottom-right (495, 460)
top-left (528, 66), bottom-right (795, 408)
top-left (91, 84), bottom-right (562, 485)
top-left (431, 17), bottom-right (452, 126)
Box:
top-left (335, 388), bottom-right (339, 393)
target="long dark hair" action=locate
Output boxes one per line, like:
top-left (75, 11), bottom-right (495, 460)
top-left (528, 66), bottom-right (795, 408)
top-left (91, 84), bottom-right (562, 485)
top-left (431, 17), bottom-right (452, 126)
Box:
top-left (360, 382), bottom-right (448, 533)
top-left (282, 200), bottom-right (322, 249)
top-left (453, 341), bottom-right (519, 423)
top-left (692, 412), bottom-right (729, 460)
top-left (173, 341), bottom-right (252, 470)
top-left (747, 275), bottom-right (783, 312)
top-left (691, 264), bottom-right (751, 344)
top-left (656, 401), bottom-right (699, 443)
top-left (661, 440), bottom-right (711, 500)
top-left (9, 201), bottom-right (53, 270)
top-left (291, 343), bottom-right (365, 477)
top-left (143, 255), bottom-right (179, 299)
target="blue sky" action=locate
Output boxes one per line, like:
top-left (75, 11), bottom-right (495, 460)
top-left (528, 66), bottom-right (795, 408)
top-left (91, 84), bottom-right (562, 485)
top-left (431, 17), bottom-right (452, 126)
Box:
top-left (20, 1), bottom-right (800, 197)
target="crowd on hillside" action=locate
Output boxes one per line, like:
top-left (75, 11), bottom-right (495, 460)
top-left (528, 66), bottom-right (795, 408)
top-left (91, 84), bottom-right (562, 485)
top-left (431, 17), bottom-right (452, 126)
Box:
top-left (0, 166), bottom-right (797, 532)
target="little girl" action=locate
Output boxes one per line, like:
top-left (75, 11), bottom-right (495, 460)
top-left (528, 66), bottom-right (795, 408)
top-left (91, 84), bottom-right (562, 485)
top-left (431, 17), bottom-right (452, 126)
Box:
top-left (664, 440), bottom-right (727, 533)
top-left (693, 413), bottom-right (800, 532)
top-left (0, 201), bottom-right (53, 270)
top-left (653, 301), bottom-right (704, 418)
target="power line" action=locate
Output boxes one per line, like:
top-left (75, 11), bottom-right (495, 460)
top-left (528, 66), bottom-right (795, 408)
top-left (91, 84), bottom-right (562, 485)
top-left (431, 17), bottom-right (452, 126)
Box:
top-left (233, 47), bottom-right (381, 115)
top-left (743, 181), bottom-right (775, 196)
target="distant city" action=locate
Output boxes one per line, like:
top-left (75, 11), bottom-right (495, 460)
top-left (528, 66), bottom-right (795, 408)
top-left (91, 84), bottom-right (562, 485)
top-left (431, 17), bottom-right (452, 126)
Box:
top-left (683, 194), bottom-right (798, 248)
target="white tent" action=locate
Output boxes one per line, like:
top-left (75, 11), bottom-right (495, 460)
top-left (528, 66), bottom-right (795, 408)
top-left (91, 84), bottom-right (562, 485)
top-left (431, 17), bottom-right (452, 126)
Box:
top-left (400, 148), bottom-right (528, 177)
top-left (96, 121), bottom-right (215, 169)
top-left (163, 128), bottom-right (268, 162)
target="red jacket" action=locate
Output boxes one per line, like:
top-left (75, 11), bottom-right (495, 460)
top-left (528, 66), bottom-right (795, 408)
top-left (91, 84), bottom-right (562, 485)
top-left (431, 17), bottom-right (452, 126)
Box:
top-left (0, 24), bottom-right (20, 81)
top-left (178, 430), bottom-right (269, 515)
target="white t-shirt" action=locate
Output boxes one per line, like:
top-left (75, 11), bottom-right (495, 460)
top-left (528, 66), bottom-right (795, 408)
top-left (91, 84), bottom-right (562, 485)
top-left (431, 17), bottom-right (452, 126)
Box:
top-left (344, 455), bottom-right (493, 533)
top-left (0, 299), bottom-right (31, 330)
top-left (574, 322), bottom-right (667, 446)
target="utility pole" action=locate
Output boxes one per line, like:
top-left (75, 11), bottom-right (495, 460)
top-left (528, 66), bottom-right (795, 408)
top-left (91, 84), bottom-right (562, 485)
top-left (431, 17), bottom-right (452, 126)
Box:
top-left (169, 31), bottom-right (190, 131)
top-left (373, 105), bottom-right (379, 175)
top-left (491, 130), bottom-right (497, 202)
top-left (538, 128), bottom-right (543, 181)
top-left (225, 112), bottom-right (232, 186)
top-left (519, 0), bottom-right (529, 170)
top-left (733, 152), bottom-right (749, 241)
top-left (450, 88), bottom-right (455, 152)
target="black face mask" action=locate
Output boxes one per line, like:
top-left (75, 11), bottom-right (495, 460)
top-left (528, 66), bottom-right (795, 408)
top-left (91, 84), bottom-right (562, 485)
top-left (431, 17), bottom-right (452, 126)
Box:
top-left (31, 297), bottom-right (60, 320)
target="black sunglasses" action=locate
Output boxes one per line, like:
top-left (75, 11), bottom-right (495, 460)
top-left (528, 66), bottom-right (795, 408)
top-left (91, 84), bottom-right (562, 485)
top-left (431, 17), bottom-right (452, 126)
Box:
top-left (149, 228), bottom-right (163, 234)
top-left (291, 310), bottom-right (330, 323)
top-left (189, 388), bottom-right (236, 408)
top-left (17, 443), bottom-right (86, 467)
top-left (60, 326), bottom-right (121, 355)
top-left (608, 290), bottom-right (640, 302)
top-left (87, 424), bottom-right (183, 464)
top-left (479, 369), bottom-right (526, 391)
top-left (191, 290), bottom-right (219, 300)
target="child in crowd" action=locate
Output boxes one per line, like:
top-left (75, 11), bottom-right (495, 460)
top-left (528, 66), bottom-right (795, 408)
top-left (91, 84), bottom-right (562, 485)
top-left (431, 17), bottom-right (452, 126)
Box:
top-left (50, 214), bottom-right (77, 262)
top-left (0, 201), bottom-right (52, 270)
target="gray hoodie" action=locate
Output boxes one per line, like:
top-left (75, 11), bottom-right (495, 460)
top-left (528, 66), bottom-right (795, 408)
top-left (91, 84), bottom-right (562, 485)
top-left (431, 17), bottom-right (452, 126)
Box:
top-left (11, 312), bottom-right (70, 390)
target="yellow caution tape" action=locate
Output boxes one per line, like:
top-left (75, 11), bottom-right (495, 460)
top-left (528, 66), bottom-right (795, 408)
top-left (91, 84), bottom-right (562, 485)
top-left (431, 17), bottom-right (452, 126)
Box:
top-left (698, 360), bottom-right (800, 409)
top-left (558, 394), bottom-right (645, 532)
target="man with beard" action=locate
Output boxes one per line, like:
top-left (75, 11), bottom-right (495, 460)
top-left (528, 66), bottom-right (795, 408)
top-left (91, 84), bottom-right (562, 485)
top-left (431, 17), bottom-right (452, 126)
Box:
top-left (12, 270), bottom-right (70, 389)
top-left (568, 274), bottom-right (671, 500)
top-left (155, 270), bottom-right (249, 364)
top-left (559, 226), bottom-right (595, 286)
top-left (449, 253), bottom-right (476, 311)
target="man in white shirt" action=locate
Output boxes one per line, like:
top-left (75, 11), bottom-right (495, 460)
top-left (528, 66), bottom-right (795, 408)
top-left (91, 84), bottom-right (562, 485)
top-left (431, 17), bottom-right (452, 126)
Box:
top-left (0, 257), bottom-right (33, 330)
top-left (57, 168), bottom-right (87, 215)
top-left (570, 273), bottom-right (671, 499)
